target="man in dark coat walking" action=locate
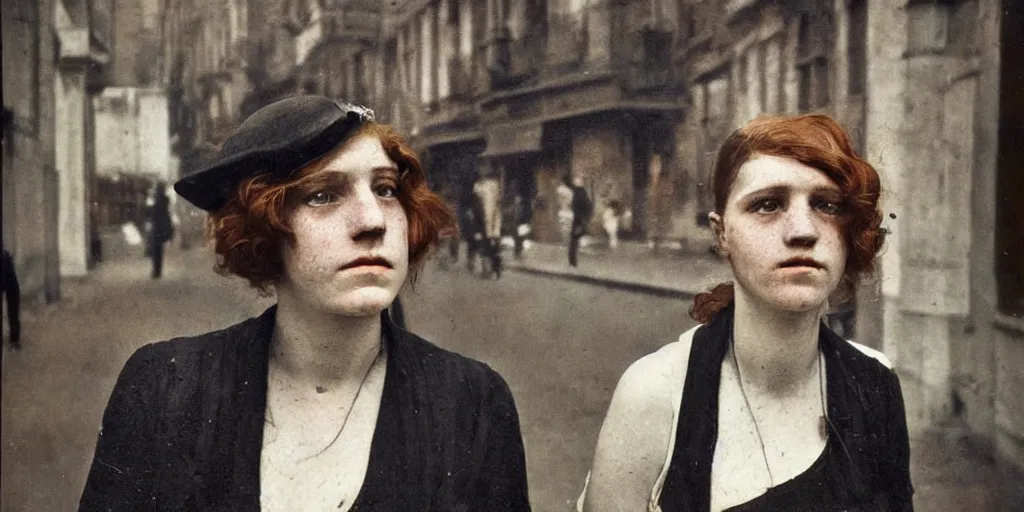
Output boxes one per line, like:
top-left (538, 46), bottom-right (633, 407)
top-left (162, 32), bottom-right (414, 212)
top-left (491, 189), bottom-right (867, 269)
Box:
top-left (148, 182), bottom-right (174, 279)
top-left (1, 243), bottom-right (20, 350)
top-left (567, 175), bottom-right (592, 267)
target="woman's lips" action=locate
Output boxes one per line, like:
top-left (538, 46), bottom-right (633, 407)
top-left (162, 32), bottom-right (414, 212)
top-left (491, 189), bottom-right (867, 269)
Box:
top-left (340, 257), bottom-right (393, 270)
top-left (778, 258), bottom-right (824, 270)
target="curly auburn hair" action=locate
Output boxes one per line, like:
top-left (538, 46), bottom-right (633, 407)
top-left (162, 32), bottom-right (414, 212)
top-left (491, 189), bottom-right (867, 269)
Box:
top-left (690, 114), bottom-right (886, 323)
top-left (204, 122), bottom-right (455, 294)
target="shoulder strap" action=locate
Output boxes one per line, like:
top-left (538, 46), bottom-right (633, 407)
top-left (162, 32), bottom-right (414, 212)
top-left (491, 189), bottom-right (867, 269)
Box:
top-left (647, 332), bottom-right (694, 510)
top-left (658, 308), bottom-right (733, 512)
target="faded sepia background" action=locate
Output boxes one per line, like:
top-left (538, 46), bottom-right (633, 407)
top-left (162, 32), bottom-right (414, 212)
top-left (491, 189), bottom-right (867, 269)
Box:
top-left (2, 0), bottom-right (1023, 510)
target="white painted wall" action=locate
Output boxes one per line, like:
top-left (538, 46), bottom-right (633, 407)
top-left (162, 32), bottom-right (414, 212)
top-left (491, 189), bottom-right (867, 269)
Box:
top-left (94, 87), bottom-right (173, 183)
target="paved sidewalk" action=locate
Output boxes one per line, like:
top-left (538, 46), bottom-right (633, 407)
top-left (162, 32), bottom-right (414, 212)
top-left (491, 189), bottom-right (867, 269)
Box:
top-left (504, 240), bottom-right (732, 299)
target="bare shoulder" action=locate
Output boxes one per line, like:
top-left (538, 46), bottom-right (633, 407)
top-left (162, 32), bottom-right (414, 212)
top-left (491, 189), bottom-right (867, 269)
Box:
top-left (844, 339), bottom-right (894, 369)
top-left (613, 325), bottom-right (699, 406)
top-left (582, 325), bottom-right (700, 511)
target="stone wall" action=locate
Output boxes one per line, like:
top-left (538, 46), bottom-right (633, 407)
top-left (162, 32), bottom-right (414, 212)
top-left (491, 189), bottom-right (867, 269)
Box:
top-left (2, 0), bottom-right (60, 302)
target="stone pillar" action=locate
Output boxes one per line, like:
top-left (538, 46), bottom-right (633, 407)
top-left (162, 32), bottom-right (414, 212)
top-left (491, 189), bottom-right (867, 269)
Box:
top-left (55, 65), bottom-right (90, 277)
top-left (420, 6), bottom-right (437, 104)
top-left (677, 79), bottom-right (701, 248)
top-left (864, 0), bottom-right (908, 367)
top-left (485, 0), bottom-right (510, 75)
top-left (585, 0), bottom-right (612, 68)
top-left (437, 0), bottom-right (451, 99)
top-left (898, 1), bottom-right (976, 427)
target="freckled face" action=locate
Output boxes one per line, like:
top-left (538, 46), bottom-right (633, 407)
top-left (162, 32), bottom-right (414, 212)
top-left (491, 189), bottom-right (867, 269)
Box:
top-left (277, 134), bottom-right (409, 317)
top-left (713, 154), bottom-right (848, 314)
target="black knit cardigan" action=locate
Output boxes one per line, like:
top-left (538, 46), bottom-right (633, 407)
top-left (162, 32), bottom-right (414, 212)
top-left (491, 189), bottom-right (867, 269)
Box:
top-left (79, 306), bottom-right (531, 511)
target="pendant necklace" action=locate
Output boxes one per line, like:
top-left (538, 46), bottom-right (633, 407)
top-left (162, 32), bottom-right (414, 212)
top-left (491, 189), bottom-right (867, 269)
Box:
top-left (730, 326), bottom-right (828, 489)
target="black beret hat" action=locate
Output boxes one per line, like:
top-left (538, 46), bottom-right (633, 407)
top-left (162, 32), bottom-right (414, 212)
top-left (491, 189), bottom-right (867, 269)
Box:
top-left (173, 95), bottom-right (375, 212)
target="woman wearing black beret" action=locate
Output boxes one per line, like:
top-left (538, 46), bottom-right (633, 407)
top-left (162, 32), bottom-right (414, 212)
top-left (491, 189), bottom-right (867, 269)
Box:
top-left (79, 95), bottom-right (531, 511)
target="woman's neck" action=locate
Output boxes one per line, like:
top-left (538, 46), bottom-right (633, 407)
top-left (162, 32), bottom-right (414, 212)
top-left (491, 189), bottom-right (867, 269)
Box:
top-left (270, 295), bottom-right (384, 388)
top-left (731, 292), bottom-right (824, 395)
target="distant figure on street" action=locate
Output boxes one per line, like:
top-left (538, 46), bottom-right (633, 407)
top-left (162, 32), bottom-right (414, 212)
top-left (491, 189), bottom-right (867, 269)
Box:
top-left (1, 244), bottom-right (21, 351)
top-left (473, 173), bottom-right (503, 278)
top-left (602, 199), bottom-right (623, 250)
top-left (579, 114), bottom-right (912, 512)
top-left (441, 183), bottom-right (461, 267)
top-left (80, 95), bottom-right (530, 511)
top-left (147, 182), bottom-right (174, 279)
top-left (509, 194), bottom-right (531, 259)
top-left (458, 186), bottom-right (487, 272)
top-left (567, 175), bottom-right (593, 267)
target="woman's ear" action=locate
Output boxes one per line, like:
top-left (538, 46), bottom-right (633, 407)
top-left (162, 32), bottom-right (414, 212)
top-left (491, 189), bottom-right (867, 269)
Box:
top-left (708, 211), bottom-right (727, 256)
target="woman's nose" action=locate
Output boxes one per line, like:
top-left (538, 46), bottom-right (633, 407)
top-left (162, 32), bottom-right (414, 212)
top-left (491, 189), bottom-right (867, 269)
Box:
top-left (348, 188), bottom-right (387, 239)
top-left (783, 204), bottom-right (819, 247)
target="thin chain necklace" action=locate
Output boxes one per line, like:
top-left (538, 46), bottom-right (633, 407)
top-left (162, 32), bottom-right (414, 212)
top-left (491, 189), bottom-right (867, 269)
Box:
top-left (302, 336), bottom-right (385, 462)
top-left (729, 326), bottom-right (828, 489)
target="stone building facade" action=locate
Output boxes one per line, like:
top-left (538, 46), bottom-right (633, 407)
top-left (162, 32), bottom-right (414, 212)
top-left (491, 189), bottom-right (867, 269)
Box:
top-left (3, 0), bottom-right (111, 301)
top-left (380, 0), bottom-right (687, 244)
top-left (3, 0), bottom-right (61, 301)
top-left (158, 0), bottom-right (1024, 475)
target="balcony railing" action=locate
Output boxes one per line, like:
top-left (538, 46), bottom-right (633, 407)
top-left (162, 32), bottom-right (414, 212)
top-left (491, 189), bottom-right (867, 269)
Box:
top-left (626, 64), bottom-right (675, 92)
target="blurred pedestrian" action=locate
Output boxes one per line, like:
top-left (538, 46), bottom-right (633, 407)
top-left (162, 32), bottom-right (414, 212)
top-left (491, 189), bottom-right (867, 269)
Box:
top-left (510, 194), bottom-right (531, 259)
top-left (1, 245), bottom-right (21, 350)
top-left (602, 199), bottom-right (623, 250)
top-left (567, 175), bottom-right (593, 267)
top-left (580, 114), bottom-right (911, 511)
top-left (473, 173), bottom-right (503, 279)
top-left (147, 181), bottom-right (174, 279)
top-left (458, 187), bottom-right (486, 272)
top-left (80, 95), bottom-right (530, 510)
top-left (441, 184), bottom-right (460, 267)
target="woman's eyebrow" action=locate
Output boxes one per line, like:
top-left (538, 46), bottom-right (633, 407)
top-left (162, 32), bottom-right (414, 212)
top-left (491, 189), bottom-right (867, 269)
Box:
top-left (372, 165), bottom-right (400, 176)
top-left (739, 183), bottom-right (841, 200)
top-left (305, 172), bottom-right (350, 185)
top-left (812, 185), bottom-right (843, 195)
top-left (738, 185), bottom-right (789, 200)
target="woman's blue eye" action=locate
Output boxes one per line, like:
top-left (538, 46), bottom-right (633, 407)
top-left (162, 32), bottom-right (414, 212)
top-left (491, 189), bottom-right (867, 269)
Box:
top-left (305, 191), bottom-right (334, 207)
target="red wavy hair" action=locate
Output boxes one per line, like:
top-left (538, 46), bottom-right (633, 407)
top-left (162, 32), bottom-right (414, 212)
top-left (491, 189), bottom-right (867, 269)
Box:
top-left (690, 114), bottom-right (885, 323)
top-left (205, 122), bottom-right (455, 294)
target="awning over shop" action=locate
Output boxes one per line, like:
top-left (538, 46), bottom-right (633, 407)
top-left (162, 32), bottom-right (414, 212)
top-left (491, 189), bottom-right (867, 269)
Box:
top-left (479, 122), bottom-right (543, 158)
top-left (414, 130), bottom-right (484, 150)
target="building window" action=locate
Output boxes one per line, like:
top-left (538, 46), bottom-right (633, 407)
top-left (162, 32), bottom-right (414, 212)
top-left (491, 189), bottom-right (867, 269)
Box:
top-left (797, 57), bottom-right (829, 111)
top-left (796, 9), bottom-right (831, 111)
top-left (797, 12), bottom-right (810, 50)
top-left (354, 53), bottom-right (366, 99)
top-left (848, 0), bottom-right (867, 95)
